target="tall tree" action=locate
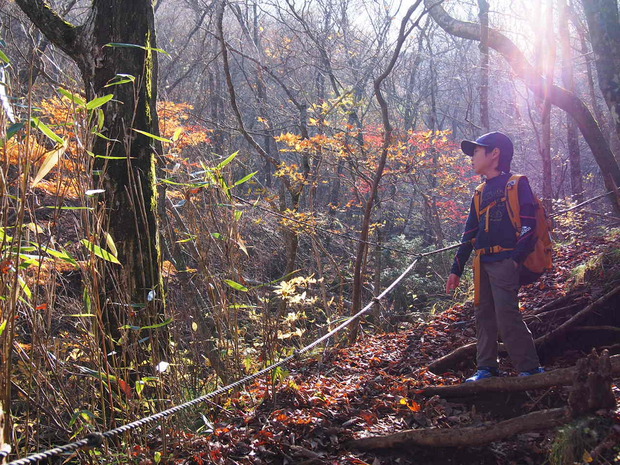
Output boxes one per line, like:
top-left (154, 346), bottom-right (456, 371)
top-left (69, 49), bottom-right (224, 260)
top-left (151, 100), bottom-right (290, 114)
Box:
top-left (536, 0), bottom-right (555, 212)
top-left (478, 0), bottom-right (490, 131)
top-left (580, 0), bottom-right (620, 144)
top-left (424, 0), bottom-right (620, 213)
top-left (560, 0), bottom-right (584, 201)
top-left (15, 0), bottom-right (167, 356)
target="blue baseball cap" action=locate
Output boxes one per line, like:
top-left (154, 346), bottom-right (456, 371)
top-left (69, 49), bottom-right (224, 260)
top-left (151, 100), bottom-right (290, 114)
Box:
top-left (461, 131), bottom-right (514, 172)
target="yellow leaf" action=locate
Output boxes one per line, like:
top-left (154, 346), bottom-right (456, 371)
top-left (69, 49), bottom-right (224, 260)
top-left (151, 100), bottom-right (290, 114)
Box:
top-left (31, 141), bottom-right (68, 188)
top-left (582, 451), bottom-right (593, 463)
top-left (24, 223), bottom-right (45, 234)
top-left (172, 127), bottom-right (183, 141)
top-left (103, 232), bottom-right (118, 257)
top-left (236, 236), bottom-right (249, 256)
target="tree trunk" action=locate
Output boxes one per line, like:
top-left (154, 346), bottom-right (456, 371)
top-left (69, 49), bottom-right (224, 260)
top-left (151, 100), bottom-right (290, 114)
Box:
top-left (15, 0), bottom-right (167, 359)
top-left (560, 1), bottom-right (584, 201)
top-left (349, 0), bottom-right (424, 343)
top-left (478, 0), bottom-right (490, 131)
top-left (581, 0), bottom-right (620, 141)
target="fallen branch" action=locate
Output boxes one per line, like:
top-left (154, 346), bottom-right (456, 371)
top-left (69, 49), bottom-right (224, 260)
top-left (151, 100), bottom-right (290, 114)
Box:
top-left (535, 284), bottom-right (620, 348)
top-left (349, 407), bottom-right (569, 450)
top-left (529, 292), bottom-right (585, 316)
top-left (427, 342), bottom-right (478, 373)
top-left (524, 302), bottom-right (583, 322)
top-left (420, 355), bottom-right (620, 397)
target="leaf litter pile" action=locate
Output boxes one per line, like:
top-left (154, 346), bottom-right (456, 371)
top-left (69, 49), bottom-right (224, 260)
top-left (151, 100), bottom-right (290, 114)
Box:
top-left (159, 232), bottom-right (620, 465)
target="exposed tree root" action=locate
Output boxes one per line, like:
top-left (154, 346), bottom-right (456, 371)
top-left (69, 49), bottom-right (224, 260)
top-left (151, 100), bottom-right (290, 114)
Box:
top-left (352, 351), bottom-right (616, 451)
top-left (524, 302), bottom-right (583, 322)
top-left (535, 284), bottom-right (620, 349)
top-left (420, 355), bottom-right (620, 398)
top-left (350, 408), bottom-right (569, 449)
top-left (529, 292), bottom-right (586, 316)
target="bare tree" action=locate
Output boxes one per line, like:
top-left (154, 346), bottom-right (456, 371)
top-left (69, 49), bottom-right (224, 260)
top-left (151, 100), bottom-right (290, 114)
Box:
top-left (424, 0), bottom-right (620, 213)
top-left (560, 0), bottom-right (584, 201)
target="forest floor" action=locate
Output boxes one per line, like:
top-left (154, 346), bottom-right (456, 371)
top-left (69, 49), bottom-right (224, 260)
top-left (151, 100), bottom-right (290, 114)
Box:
top-left (156, 231), bottom-right (620, 465)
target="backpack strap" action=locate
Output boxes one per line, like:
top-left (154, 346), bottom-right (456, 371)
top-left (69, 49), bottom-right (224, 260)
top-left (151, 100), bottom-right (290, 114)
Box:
top-left (473, 181), bottom-right (486, 221)
top-left (505, 174), bottom-right (524, 235)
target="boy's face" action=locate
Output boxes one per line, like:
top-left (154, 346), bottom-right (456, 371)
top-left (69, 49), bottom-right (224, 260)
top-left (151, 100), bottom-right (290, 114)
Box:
top-left (471, 145), bottom-right (499, 176)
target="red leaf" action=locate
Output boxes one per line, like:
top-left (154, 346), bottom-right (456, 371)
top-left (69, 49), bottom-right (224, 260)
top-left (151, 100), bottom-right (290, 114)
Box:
top-left (118, 379), bottom-right (133, 398)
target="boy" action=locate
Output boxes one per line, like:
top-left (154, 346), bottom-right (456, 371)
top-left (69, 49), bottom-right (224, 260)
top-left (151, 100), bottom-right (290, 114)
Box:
top-left (446, 131), bottom-right (544, 382)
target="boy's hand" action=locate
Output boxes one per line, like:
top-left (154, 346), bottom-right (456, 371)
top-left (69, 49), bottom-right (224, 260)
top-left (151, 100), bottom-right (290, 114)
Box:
top-left (446, 273), bottom-right (460, 294)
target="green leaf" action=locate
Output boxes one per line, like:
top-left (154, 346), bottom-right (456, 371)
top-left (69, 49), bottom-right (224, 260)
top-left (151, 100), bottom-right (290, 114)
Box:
top-left (6, 122), bottom-right (25, 141)
top-left (44, 206), bottom-right (93, 210)
top-left (81, 239), bottom-right (121, 264)
top-left (160, 179), bottom-right (209, 188)
top-left (171, 127), bottom-right (183, 141)
top-left (96, 109), bottom-right (105, 130)
top-left (104, 74), bottom-right (136, 87)
top-left (83, 288), bottom-right (91, 314)
top-left (86, 94), bottom-right (114, 110)
top-left (175, 235), bottom-right (197, 243)
top-left (119, 324), bottom-right (141, 330)
top-left (88, 150), bottom-right (126, 159)
top-left (0, 49), bottom-right (10, 64)
top-left (132, 128), bottom-right (172, 143)
top-left (18, 275), bottom-right (32, 299)
top-left (30, 117), bottom-right (65, 144)
top-left (58, 88), bottom-right (86, 106)
top-left (42, 246), bottom-right (78, 266)
top-left (233, 171), bottom-right (258, 187)
top-left (105, 42), bottom-right (170, 56)
top-left (139, 318), bottom-right (173, 330)
top-left (224, 279), bottom-right (248, 292)
top-left (216, 151), bottom-right (238, 170)
top-left (0, 319), bottom-right (6, 337)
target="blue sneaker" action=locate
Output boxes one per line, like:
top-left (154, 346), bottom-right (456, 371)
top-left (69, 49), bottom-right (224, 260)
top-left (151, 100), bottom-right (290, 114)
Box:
top-left (518, 367), bottom-right (545, 377)
top-left (465, 367), bottom-right (499, 382)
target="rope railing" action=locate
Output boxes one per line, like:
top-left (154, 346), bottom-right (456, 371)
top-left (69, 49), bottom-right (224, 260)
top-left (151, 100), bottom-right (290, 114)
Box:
top-left (4, 188), bottom-right (617, 465)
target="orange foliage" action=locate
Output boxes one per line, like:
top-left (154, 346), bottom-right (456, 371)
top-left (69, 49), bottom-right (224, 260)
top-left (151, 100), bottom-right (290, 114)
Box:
top-left (23, 97), bottom-right (211, 197)
top-left (157, 101), bottom-right (211, 154)
top-left (3, 137), bottom-right (47, 165)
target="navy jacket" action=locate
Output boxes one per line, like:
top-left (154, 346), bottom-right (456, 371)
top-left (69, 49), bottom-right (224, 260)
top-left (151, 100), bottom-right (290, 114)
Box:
top-left (451, 173), bottom-right (537, 277)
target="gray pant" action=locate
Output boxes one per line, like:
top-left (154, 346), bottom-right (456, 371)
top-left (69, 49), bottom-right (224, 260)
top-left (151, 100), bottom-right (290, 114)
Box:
top-left (475, 258), bottom-right (540, 372)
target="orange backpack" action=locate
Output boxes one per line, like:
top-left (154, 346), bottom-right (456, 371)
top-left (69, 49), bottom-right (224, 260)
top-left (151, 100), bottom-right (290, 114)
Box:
top-left (473, 174), bottom-right (553, 285)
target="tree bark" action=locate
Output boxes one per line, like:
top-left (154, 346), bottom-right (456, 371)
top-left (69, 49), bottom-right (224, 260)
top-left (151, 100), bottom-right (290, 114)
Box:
top-left (424, 0), bottom-right (620, 214)
top-left (421, 354), bottom-right (620, 397)
top-left (560, 1), bottom-right (584, 201)
top-left (15, 0), bottom-right (166, 358)
top-left (537, 0), bottom-right (555, 212)
top-left (478, 0), bottom-right (490, 131)
top-left (580, 0), bottom-right (620, 142)
top-left (350, 408), bottom-right (569, 449)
